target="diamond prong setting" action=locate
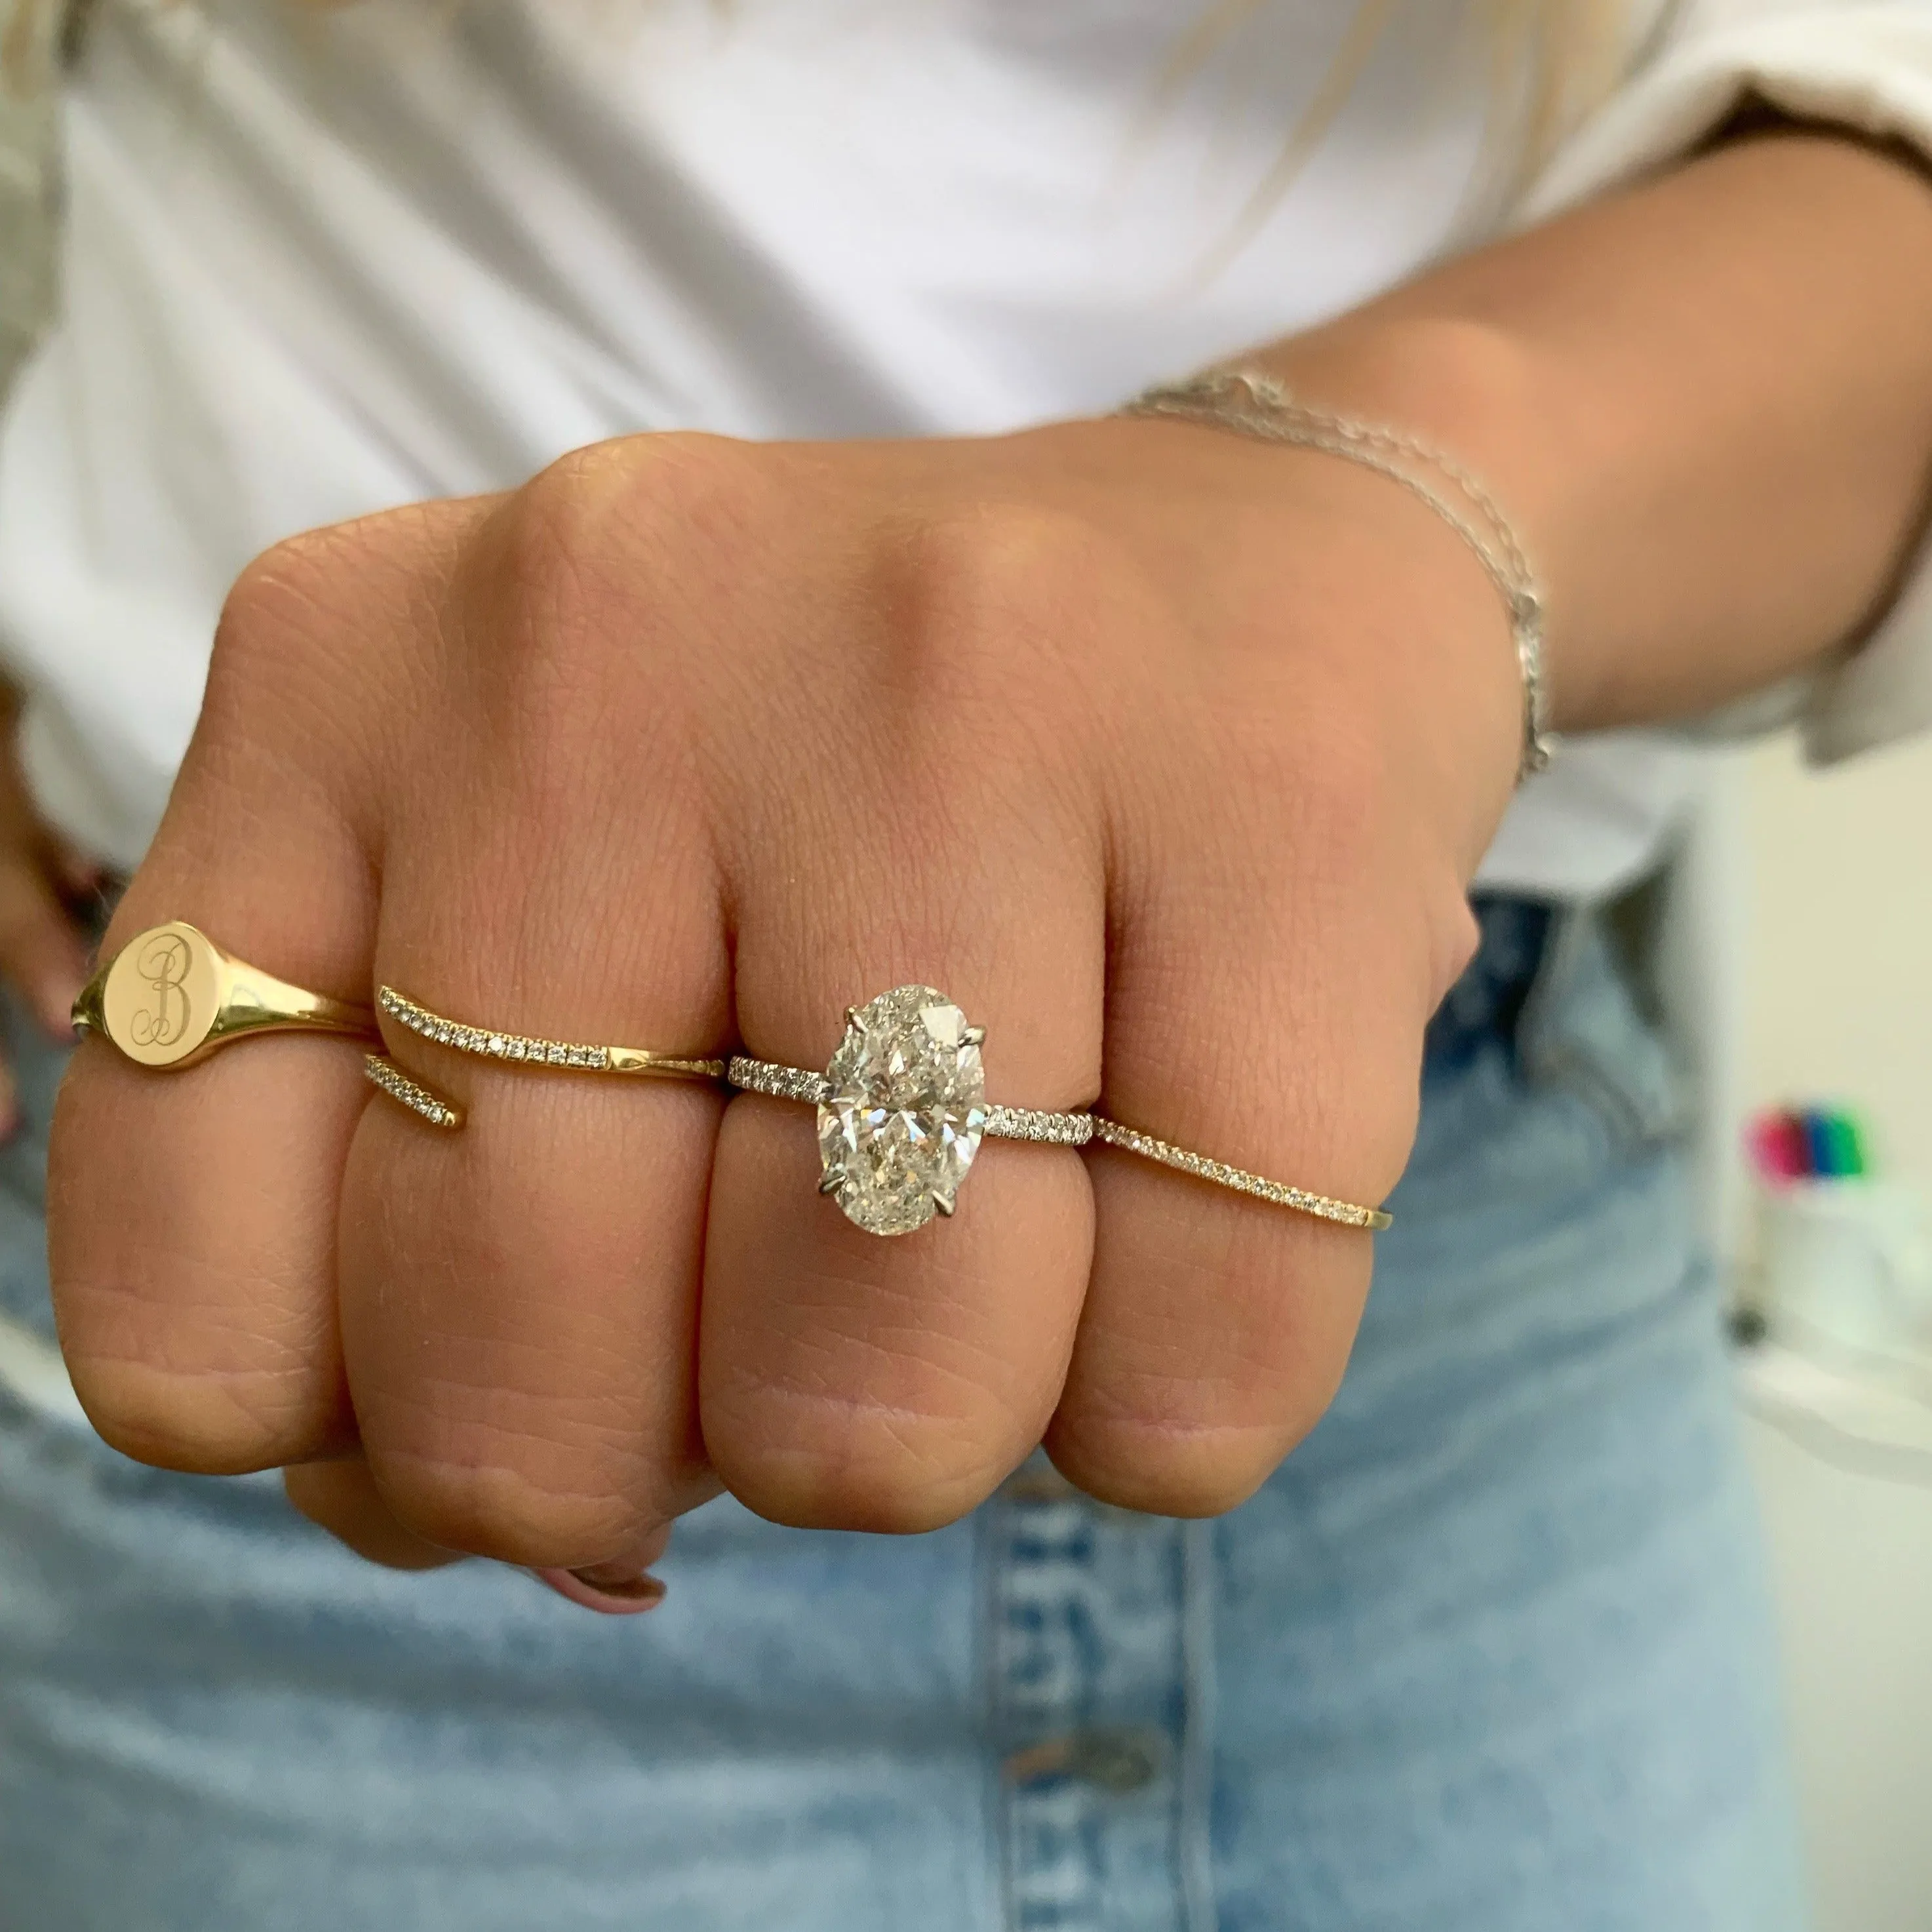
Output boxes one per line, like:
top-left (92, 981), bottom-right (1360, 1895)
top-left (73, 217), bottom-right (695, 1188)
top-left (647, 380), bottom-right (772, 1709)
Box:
top-left (815, 985), bottom-right (988, 1237)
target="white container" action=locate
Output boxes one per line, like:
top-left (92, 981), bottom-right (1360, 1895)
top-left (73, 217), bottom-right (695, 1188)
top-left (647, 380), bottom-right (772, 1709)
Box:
top-left (1755, 1181), bottom-right (1932, 1369)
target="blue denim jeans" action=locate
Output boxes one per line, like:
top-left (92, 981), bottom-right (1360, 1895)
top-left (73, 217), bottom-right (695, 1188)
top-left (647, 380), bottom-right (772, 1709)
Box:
top-left (0, 902), bottom-right (1804, 1931)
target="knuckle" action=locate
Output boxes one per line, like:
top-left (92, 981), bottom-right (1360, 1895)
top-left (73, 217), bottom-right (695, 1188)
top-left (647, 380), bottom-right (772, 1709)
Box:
top-left (215, 528), bottom-right (336, 655)
top-left (499, 432), bottom-right (766, 626)
top-left (1050, 1227), bottom-right (1366, 1516)
top-left (899, 501), bottom-right (1121, 679)
top-left (208, 525), bottom-right (371, 700)
top-left (370, 1444), bottom-right (651, 1570)
top-left (500, 441), bottom-right (632, 593)
top-left (1047, 1413), bottom-right (1297, 1518)
top-left (199, 524), bottom-right (402, 795)
top-left (60, 1320), bottom-right (330, 1475)
top-left (475, 435), bottom-right (765, 745)
top-left (706, 1379), bottom-right (1020, 1535)
top-left (614, 429), bottom-right (774, 536)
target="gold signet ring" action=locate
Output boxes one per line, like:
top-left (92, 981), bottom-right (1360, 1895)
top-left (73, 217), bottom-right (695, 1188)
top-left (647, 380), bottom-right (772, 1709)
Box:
top-left (72, 921), bottom-right (377, 1070)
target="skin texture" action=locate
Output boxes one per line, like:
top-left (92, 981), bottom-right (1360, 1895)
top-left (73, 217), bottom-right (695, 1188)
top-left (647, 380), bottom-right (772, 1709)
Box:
top-left (40, 130), bottom-right (1932, 1598)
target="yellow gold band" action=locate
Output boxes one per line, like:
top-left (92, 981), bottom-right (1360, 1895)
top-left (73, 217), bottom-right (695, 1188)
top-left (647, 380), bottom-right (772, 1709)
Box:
top-left (365, 986), bottom-right (728, 1130)
top-left (73, 921), bottom-right (376, 1071)
top-left (1090, 1119), bottom-right (1393, 1231)
top-left (376, 987), bottom-right (726, 1082)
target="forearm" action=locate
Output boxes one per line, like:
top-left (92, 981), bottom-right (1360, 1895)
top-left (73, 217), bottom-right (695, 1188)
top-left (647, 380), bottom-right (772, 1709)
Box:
top-left (1253, 128), bottom-right (1932, 734)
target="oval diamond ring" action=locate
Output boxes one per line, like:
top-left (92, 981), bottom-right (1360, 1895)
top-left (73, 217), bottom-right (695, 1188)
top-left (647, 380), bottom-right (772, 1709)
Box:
top-left (730, 983), bottom-right (1392, 1237)
top-left (728, 984), bottom-right (1093, 1237)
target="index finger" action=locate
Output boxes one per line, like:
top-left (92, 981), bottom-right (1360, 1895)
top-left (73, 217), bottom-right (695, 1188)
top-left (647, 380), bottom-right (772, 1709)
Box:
top-left (47, 509), bottom-right (464, 1472)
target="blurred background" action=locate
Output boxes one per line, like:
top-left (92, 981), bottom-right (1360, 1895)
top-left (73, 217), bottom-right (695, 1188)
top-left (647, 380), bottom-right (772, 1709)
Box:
top-left (1731, 734), bottom-right (1932, 1932)
top-left (3, 18), bottom-right (1931, 1928)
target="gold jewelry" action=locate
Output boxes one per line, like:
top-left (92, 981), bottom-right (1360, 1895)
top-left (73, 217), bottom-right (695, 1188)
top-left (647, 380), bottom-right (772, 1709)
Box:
top-left (371, 979), bottom-right (1392, 1231)
top-left (728, 984), bottom-right (1093, 1236)
top-left (1090, 1120), bottom-right (1392, 1231)
top-left (364, 1055), bottom-right (463, 1131)
top-left (365, 985), bottom-right (728, 1130)
top-left (72, 920), bottom-right (376, 1070)
top-left (376, 986), bottom-right (727, 1082)
top-left (726, 983), bottom-right (1391, 1237)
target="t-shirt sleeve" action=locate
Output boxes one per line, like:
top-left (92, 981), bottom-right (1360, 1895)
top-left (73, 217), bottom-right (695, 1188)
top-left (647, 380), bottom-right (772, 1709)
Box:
top-left (1514, 0), bottom-right (1932, 766)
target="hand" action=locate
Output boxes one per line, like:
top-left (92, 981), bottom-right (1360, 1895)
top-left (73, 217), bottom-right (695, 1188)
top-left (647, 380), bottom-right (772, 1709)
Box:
top-left (47, 371), bottom-right (1522, 1596)
top-left (0, 686), bottom-right (106, 1135)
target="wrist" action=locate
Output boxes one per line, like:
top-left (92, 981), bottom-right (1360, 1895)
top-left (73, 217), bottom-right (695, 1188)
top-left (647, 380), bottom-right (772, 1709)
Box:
top-left (1009, 392), bottom-right (1529, 873)
top-left (1248, 313), bottom-right (1596, 733)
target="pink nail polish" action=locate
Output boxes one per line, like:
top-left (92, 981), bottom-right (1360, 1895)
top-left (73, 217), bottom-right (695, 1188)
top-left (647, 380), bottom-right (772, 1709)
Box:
top-left (532, 1566), bottom-right (667, 1615)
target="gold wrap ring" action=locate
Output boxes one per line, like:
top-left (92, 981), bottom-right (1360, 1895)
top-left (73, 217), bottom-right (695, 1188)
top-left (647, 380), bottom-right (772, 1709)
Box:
top-left (364, 986), bottom-right (728, 1130)
top-left (73, 921), bottom-right (376, 1070)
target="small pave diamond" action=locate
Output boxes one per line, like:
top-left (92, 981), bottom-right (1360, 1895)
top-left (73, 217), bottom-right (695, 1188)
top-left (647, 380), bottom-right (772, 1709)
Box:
top-left (815, 986), bottom-right (988, 1237)
top-left (722, 989), bottom-right (1387, 1234)
top-left (984, 1104), bottom-right (1094, 1146)
top-left (374, 986), bottom-right (724, 1091)
top-left (364, 1055), bottom-right (461, 1130)
top-left (1090, 1120), bottom-right (1389, 1230)
top-left (728, 1059), bottom-right (829, 1106)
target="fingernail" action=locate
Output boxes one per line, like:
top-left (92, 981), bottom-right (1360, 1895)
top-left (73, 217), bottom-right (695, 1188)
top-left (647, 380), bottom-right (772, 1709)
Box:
top-left (532, 1566), bottom-right (667, 1616)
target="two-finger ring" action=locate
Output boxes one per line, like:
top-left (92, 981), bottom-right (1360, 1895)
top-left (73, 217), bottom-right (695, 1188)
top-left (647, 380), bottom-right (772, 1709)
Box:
top-left (365, 974), bottom-right (1394, 1236)
top-left (366, 985), bottom-right (730, 1130)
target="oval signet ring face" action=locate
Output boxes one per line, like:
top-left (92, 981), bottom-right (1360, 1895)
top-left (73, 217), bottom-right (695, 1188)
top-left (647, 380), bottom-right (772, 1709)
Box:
top-left (98, 921), bottom-right (227, 1068)
top-left (76, 920), bottom-right (377, 1070)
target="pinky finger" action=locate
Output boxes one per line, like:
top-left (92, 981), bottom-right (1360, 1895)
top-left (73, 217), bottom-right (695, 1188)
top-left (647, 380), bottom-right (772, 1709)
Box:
top-left (283, 1454), bottom-right (465, 1573)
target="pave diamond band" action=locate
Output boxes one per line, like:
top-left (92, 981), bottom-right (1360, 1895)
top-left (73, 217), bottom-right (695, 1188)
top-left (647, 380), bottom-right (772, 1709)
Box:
top-left (1091, 1120), bottom-right (1393, 1231)
top-left (366, 977), bottom-right (1392, 1236)
top-left (726, 1057), bottom-right (1095, 1145)
top-left (365, 1054), bottom-right (463, 1131)
top-left (377, 986), bottom-right (727, 1082)
top-left (725, 1058), bottom-right (835, 1109)
top-left (729, 984), bottom-right (1390, 1237)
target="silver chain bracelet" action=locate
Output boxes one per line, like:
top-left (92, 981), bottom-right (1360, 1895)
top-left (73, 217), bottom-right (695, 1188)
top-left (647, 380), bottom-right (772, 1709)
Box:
top-left (1121, 367), bottom-right (1554, 783)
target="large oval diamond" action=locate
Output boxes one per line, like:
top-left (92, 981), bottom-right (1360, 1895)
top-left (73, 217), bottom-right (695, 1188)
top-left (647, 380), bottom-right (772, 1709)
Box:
top-left (817, 985), bottom-right (988, 1236)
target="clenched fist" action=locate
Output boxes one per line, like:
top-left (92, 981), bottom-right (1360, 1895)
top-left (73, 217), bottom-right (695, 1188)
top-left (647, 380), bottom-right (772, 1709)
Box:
top-left (47, 393), bottom-right (1522, 1593)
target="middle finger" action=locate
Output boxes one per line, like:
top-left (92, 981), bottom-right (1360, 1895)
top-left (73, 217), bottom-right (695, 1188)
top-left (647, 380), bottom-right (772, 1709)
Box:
top-left (700, 517), bottom-right (1109, 1533)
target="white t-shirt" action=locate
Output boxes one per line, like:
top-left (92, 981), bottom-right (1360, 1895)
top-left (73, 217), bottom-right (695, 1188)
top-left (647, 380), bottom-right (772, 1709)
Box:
top-left (3, 0), bottom-right (1931, 891)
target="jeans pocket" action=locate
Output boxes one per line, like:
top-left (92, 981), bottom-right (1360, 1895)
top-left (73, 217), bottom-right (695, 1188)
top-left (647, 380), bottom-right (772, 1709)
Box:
top-left (1516, 903), bottom-right (1691, 1153)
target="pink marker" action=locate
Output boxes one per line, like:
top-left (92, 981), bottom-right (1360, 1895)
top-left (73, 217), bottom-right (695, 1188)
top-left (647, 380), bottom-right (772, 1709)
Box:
top-left (1746, 1111), bottom-right (1810, 1185)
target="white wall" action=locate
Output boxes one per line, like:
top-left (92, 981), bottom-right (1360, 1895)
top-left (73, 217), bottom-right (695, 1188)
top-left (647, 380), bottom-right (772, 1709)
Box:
top-left (1740, 736), bottom-right (1932, 1193)
top-left (1739, 732), bottom-right (1932, 1932)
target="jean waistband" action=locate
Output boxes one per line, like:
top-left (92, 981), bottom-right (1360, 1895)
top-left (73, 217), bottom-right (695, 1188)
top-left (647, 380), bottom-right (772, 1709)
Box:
top-left (1423, 895), bottom-right (1555, 1073)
